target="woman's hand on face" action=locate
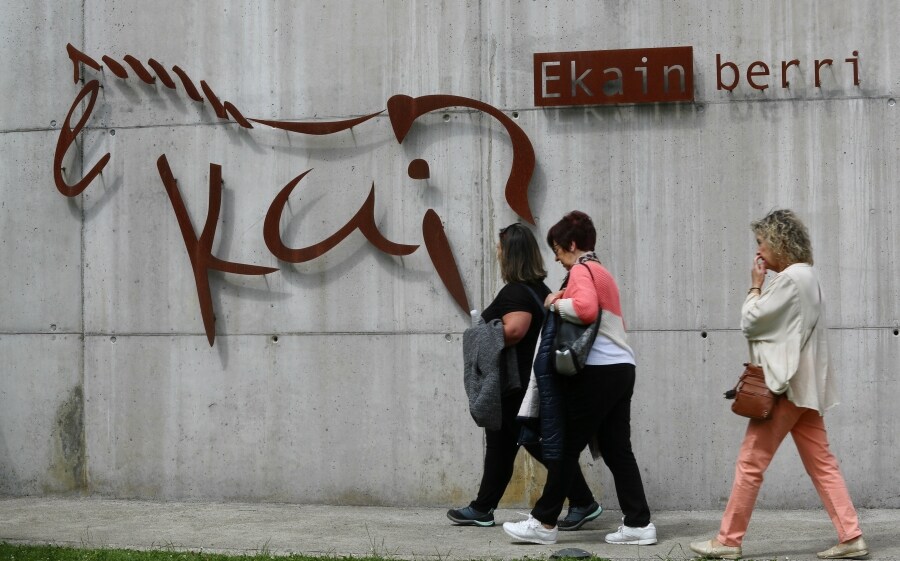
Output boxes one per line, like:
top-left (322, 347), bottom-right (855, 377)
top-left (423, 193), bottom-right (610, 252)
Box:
top-left (751, 253), bottom-right (767, 289)
top-left (544, 290), bottom-right (564, 309)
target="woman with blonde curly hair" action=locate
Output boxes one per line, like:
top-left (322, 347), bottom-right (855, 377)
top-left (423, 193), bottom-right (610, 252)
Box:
top-left (691, 209), bottom-right (867, 560)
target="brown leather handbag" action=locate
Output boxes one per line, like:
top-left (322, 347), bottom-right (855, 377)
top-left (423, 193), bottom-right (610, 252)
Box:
top-left (725, 363), bottom-right (779, 420)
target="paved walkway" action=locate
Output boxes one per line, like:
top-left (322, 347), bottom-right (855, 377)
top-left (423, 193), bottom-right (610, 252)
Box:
top-left (0, 497), bottom-right (897, 560)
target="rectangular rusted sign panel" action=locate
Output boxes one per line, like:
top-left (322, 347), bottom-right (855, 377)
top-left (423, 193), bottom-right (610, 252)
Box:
top-left (534, 46), bottom-right (694, 107)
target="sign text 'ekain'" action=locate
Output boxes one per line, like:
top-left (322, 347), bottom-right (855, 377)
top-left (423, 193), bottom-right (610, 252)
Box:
top-left (534, 46), bottom-right (694, 107)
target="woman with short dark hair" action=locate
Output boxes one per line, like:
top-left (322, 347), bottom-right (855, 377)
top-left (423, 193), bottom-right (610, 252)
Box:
top-left (502, 211), bottom-right (656, 546)
top-left (690, 209), bottom-right (867, 559)
top-left (447, 223), bottom-right (600, 530)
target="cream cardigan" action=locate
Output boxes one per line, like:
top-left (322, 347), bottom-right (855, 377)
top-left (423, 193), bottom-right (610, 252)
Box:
top-left (741, 263), bottom-right (838, 414)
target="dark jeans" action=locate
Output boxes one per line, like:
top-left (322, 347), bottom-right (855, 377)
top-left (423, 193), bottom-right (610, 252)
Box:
top-left (531, 363), bottom-right (652, 528)
top-left (471, 389), bottom-right (594, 513)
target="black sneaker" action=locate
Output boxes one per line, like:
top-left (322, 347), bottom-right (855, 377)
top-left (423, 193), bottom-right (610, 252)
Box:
top-left (446, 505), bottom-right (495, 527)
top-left (557, 502), bottom-right (603, 531)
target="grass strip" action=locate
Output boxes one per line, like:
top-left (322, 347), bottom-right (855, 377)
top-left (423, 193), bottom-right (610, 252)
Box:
top-left (0, 543), bottom-right (361, 561)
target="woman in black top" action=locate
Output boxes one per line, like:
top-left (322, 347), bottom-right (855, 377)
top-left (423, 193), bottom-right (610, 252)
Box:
top-left (447, 223), bottom-right (600, 529)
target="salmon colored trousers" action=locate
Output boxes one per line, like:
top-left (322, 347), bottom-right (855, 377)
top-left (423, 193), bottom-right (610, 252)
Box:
top-left (718, 398), bottom-right (862, 547)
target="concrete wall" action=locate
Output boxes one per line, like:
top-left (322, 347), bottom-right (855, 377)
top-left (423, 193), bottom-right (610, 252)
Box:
top-left (1, 1), bottom-right (898, 510)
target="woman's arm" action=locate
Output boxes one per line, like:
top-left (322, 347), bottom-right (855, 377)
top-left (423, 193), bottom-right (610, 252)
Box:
top-left (741, 273), bottom-right (799, 340)
top-left (557, 264), bottom-right (599, 324)
top-left (501, 311), bottom-right (532, 346)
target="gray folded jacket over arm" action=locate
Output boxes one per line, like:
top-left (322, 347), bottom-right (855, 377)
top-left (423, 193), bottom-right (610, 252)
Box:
top-left (462, 318), bottom-right (520, 431)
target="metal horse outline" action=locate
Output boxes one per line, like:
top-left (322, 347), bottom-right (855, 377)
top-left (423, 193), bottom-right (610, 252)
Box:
top-left (55, 44), bottom-right (536, 346)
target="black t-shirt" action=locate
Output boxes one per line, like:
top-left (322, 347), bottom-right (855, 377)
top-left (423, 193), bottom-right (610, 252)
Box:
top-left (481, 281), bottom-right (551, 389)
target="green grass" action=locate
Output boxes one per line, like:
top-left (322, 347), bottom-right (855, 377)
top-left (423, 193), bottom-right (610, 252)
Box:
top-left (0, 543), bottom-right (368, 561)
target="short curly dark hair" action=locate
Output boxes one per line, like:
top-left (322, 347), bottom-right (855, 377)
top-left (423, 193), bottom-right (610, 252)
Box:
top-left (546, 210), bottom-right (596, 252)
top-left (751, 209), bottom-right (814, 265)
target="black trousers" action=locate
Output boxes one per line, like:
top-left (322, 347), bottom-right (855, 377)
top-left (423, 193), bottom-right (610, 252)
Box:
top-left (531, 363), bottom-right (652, 527)
top-left (471, 389), bottom-right (594, 513)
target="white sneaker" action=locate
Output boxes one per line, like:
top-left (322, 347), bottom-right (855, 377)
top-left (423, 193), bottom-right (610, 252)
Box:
top-left (502, 514), bottom-right (558, 545)
top-left (605, 521), bottom-right (657, 545)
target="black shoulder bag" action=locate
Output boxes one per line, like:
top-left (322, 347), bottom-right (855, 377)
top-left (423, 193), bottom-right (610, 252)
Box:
top-left (553, 263), bottom-right (602, 376)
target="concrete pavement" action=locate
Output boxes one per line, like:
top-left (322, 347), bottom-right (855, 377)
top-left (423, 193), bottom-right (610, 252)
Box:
top-left (0, 497), bottom-right (897, 560)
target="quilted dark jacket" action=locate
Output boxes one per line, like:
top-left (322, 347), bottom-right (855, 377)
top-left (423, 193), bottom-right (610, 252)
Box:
top-left (518, 312), bottom-right (565, 461)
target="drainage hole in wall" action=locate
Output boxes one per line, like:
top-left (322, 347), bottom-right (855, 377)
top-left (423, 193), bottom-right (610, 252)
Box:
top-left (893, 328), bottom-right (899, 336)
top-left (109, 129), bottom-right (116, 136)
top-left (110, 336), bottom-right (117, 343)
top-left (50, 120), bottom-right (57, 127)
top-left (445, 333), bottom-right (452, 341)
top-left (271, 335), bottom-right (279, 343)
top-left (701, 331), bottom-right (708, 338)
top-left (442, 113), bottom-right (451, 122)
top-left (50, 324), bottom-right (57, 331)
top-left (512, 111), bottom-right (519, 119)
top-left (889, 98), bottom-right (896, 107)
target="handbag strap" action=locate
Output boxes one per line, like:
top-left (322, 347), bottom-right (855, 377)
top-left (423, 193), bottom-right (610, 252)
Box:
top-left (560, 261), bottom-right (596, 289)
top-left (521, 284), bottom-right (546, 319)
top-left (563, 262), bottom-right (602, 322)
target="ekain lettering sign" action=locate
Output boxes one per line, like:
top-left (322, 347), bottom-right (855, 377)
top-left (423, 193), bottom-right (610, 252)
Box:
top-left (55, 44), bottom-right (537, 346)
top-left (534, 46), bottom-right (694, 107)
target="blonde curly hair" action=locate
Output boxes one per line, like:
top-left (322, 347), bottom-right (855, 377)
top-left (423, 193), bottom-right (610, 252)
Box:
top-left (751, 209), bottom-right (814, 266)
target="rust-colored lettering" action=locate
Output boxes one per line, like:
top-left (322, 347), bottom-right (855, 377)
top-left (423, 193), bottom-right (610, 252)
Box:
top-left (387, 94), bottom-right (536, 225)
top-left (62, 46), bottom-right (377, 136)
top-left (123, 55), bottom-right (156, 84)
top-left (846, 51), bottom-right (860, 86)
top-left (716, 53), bottom-right (739, 92)
top-left (781, 59), bottom-right (800, 88)
top-left (157, 155), bottom-right (278, 346)
top-left (408, 159), bottom-right (430, 180)
top-left (747, 61), bottom-right (770, 90)
top-left (200, 81), bottom-right (227, 118)
top-left (264, 173), bottom-right (418, 262)
top-left (66, 43), bottom-right (101, 84)
top-left (815, 58), bottom-right (834, 88)
top-left (148, 58), bottom-right (177, 88)
top-left (54, 80), bottom-right (110, 197)
top-left (422, 210), bottom-right (470, 312)
top-left (223, 102), bottom-right (253, 129)
top-left (171, 66), bottom-right (204, 101)
top-left (535, 47), bottom-right (694, 104)
top-left (101, 55), bottom-right (129, 79)
top-left (251, 112), bottom-right (382, 135)
top-left (200, 81), bottom-right (253, 129)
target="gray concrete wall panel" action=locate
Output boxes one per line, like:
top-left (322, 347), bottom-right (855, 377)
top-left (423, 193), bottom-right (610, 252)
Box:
top-left (0, 335), bottom-right (85, 494)
top-left (0, 131), bottom-right (82, 333)
top-left (81, 1), bottom-right (483, 128)
top-left (1, 1), bottom-right (897, 510)
top-left (83, 333), bottom-right (480, 504)
top-left (0, 2), bottom-right (83, 131)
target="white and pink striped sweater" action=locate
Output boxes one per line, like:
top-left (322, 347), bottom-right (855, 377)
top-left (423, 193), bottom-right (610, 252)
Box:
top-left (557, 261), bottom-right (636, 366)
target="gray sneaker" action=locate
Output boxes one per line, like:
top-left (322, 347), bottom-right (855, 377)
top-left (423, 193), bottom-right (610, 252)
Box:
top-left (558, 502), bottom-right (603, 531)
top-left (446, 505), bottom-right (495, 527)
